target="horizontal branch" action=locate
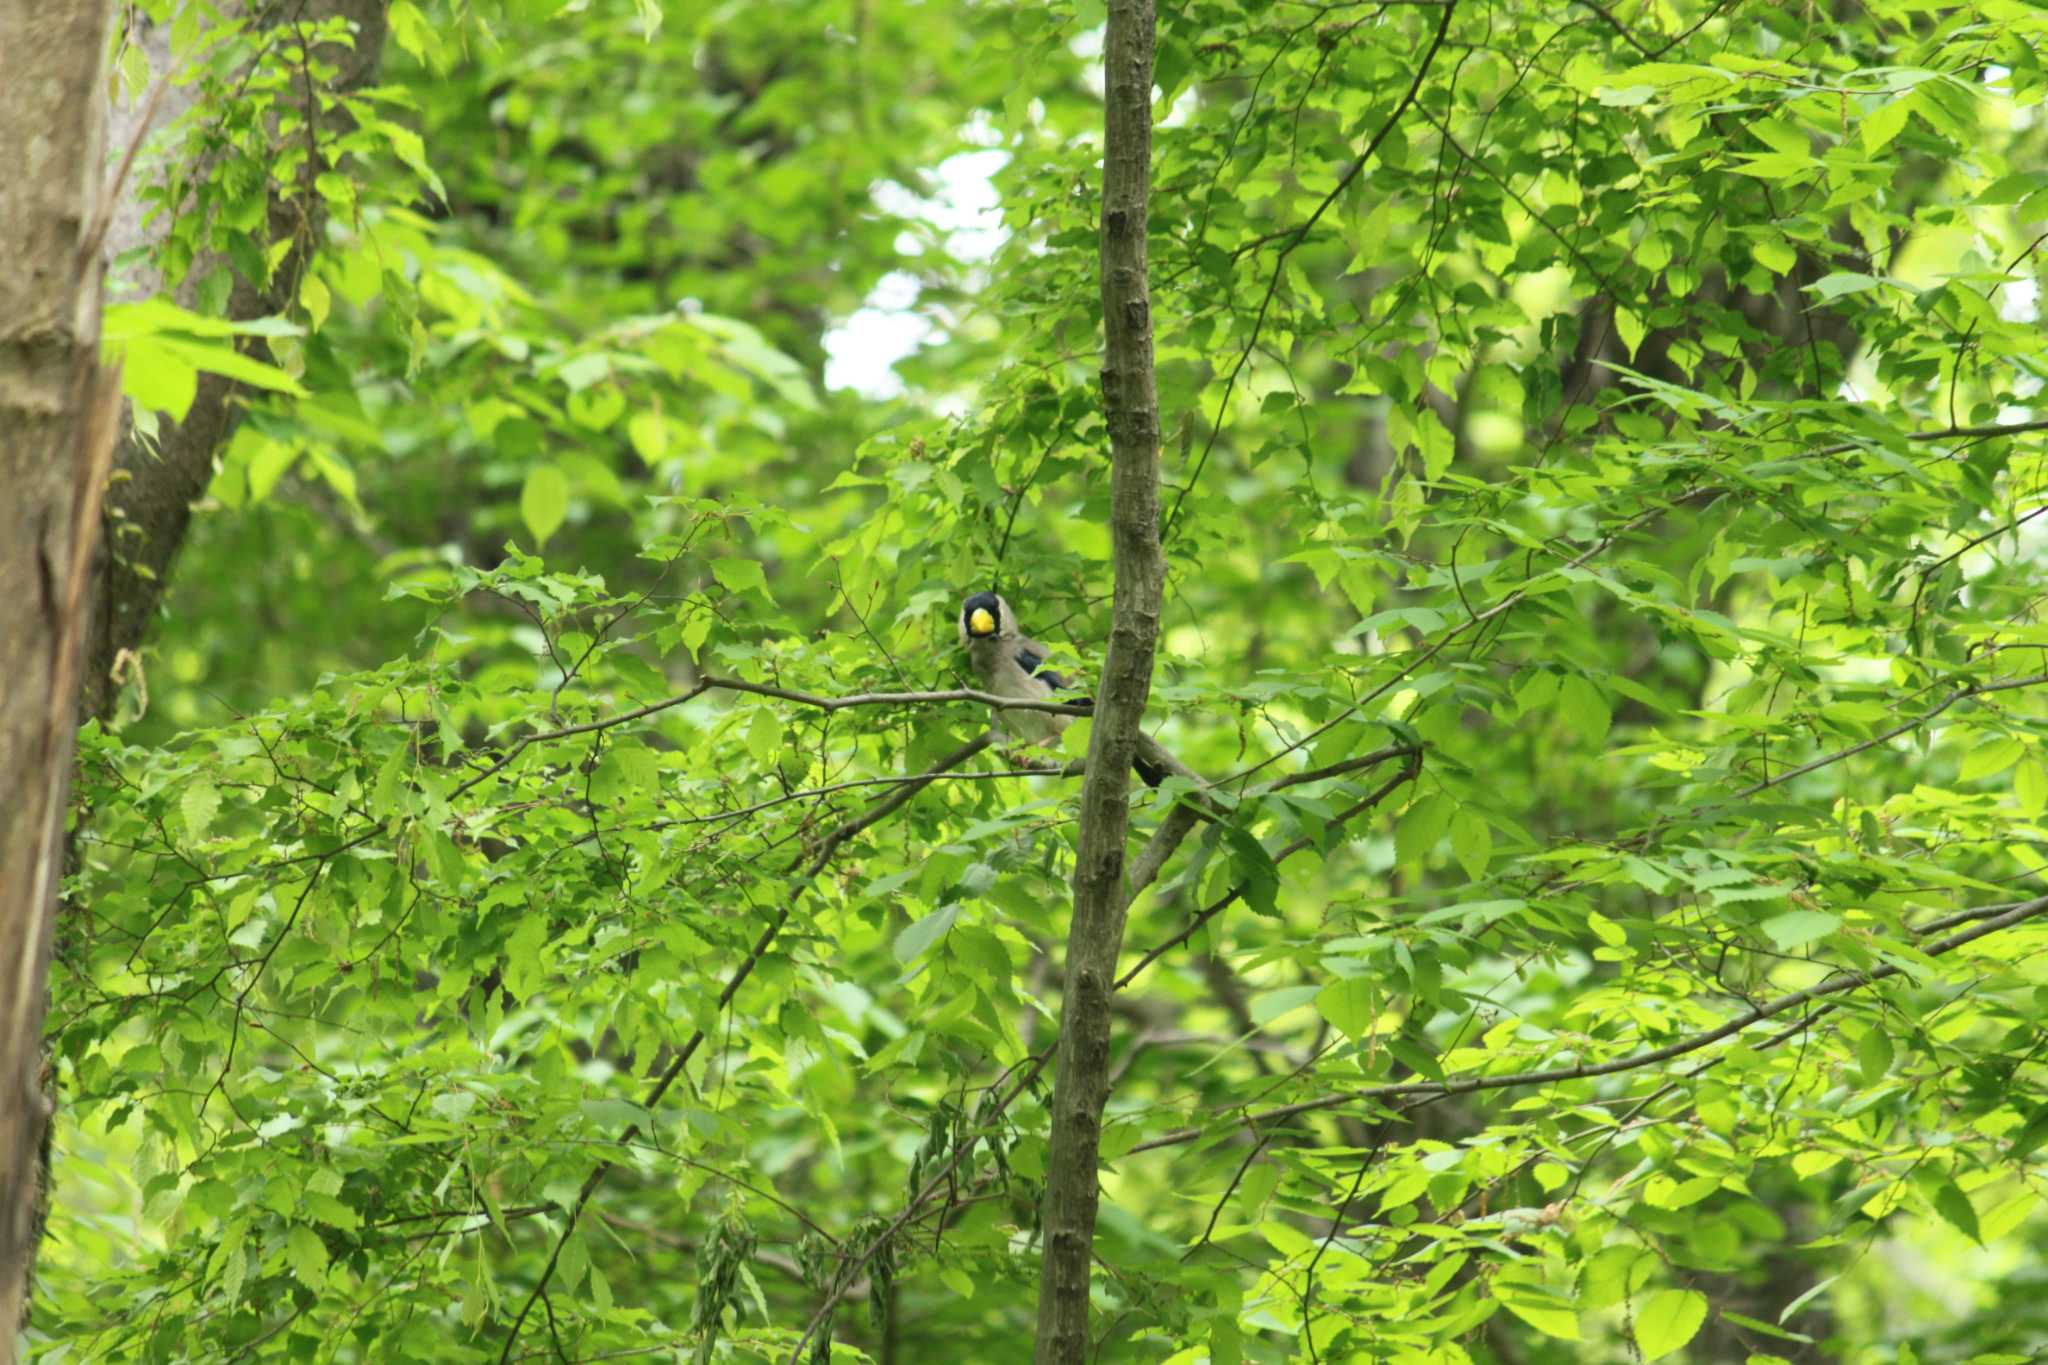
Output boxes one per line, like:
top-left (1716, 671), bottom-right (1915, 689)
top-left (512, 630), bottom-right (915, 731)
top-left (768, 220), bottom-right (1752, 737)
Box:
top-left (450, 676), bottom-right (1089, 801)
top-left (1814, 416), bottom-right (2048, 458)
top-left (1731, 670), bottom-right (2048, 801)
top-left (1126, 892), bottom-right (2048, 1154)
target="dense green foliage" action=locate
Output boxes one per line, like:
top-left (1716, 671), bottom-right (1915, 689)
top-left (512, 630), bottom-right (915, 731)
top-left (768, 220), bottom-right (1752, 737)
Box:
top-left (35, 0), bottom-right (2048, 1361)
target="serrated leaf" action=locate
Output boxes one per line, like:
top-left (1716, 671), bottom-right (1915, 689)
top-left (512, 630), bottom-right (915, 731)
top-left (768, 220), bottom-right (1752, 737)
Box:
top-left (1315, 976), bottom-right (1376, 1040)
top-left (1634, 1288), bottom-right (1707, 1360)
top-left (1615, 306), bottom-right (1646, 361)
top-left (1450, 808), bottom-right (1492, 881)
top-left (1861, 96), bottom-right (1911, 152)
top-left (1222, 823), bottom-right (1281, 916)
top-left (181, 779), bottom-right (221, 841)
top-left (711, 558), bottom-right (769, 596)
top-left (2009, 1103), bottom-right (2048, 1160)
top-left (285, 1225), bottom-right (329, 1288)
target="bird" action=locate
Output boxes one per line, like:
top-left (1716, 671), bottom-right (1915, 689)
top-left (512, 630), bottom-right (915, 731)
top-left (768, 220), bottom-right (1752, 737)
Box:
top-left (958, 590), bottom-right (1163, 786)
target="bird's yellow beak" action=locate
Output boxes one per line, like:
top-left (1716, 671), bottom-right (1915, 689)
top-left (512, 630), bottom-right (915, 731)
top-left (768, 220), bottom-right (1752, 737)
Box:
top-left (968, 607), bottom-right (996, 636)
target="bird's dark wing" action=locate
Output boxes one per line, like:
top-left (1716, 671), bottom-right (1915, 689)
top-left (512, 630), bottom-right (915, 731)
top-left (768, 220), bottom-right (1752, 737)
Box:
top-left (1012, 646), bottom-right (1082, 698)
top-left (1014, 644), bottom-right (1159, 787)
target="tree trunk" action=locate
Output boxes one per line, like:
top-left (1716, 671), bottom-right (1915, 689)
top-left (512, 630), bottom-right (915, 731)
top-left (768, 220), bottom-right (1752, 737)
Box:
top-left (1, 3), bottom-right (391, 1343)
top-left (82, 0), bottom-right (391, 722)
top-left (1031, 3), bottom-right (1163, 1361)
top-left (0, 0), bottom-right (120, 1350)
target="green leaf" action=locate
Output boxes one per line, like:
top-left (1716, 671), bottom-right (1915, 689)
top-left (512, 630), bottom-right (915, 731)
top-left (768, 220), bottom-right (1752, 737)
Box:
top-left (1715, 1311), bottom-right (1810, 1343)
top-left (1753, 236), bottom-right (1797, 276)
top-left (1933, 1181), bottom-right (1981, 1243)
top-left (711, 558), bottom-right (769, 596)
top-left (1449, 809), bottom-right (1492, 881)
top-left (1976, 171), bottom-right (2048, 206)
top-left (101, 298), bottom-right (305, 341)
top-left (300, 273), bottom-right (332, 330)
top-left (1861, 97), bottom-right (1911, 152)
top-left (119, 340), bottom-right (199, 419)
top-left (629, 410), bottom-right (671, 462)
top-left (1495, 1290), bottom-right (1580, 1341)
top-left (181, 779), bottom-right (221, 841)
top-left (284, 1226), bottom-right (329, 1289)
top-left (893, 905), bottom-right (958, 964)
top-left (2009, 1103), bottom-right (2048, 1161)
top-left (1556, 675), bottom-right (1611, 744)
top-left (1222, 823), bottom-right (1280, 916)
top-left (1614, 307), bottom-right (1646, 361)
top-left (1396, 793), bottom-right (1453, 867)
top-left (2016, 759), bottom-right (2048, 815)
top-left (1060, 715), bottom-right (1093, 761)
top-left (1315, 976), bottom-right (1376, 1040)
top-left (1634, 1288), bottom-right (1707, 1361)
top-left (1762, 910), bottom-right (1838, 950)
top-left (1807, 272), bottom-right (1880, 300)
top-left (521, 464), bottom-right (570, 547)
top-left (1960, 736), bottom-right (2024, 783)
top-left (1251, 984), bottom-right (1323, 1027)
top-left (155, 335), bottom-right (306, 396)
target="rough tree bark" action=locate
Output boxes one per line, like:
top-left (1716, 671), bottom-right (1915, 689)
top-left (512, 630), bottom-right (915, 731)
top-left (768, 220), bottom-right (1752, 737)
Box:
top-left (82, 0), bottom-right (390, 722)
top-left (0, 3), bottom-right (390, 1341)
top-left (0, 0), bottom-right (121, 1351)
top-left (1031, 2), bottom-right (1163, 1361)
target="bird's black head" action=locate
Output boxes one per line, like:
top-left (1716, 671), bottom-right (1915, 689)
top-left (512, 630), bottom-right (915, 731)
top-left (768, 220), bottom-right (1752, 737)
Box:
top-left (960, 591), bottom-right (1005, 640)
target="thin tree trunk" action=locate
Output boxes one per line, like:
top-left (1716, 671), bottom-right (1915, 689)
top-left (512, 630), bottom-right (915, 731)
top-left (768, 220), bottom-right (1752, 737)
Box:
top-left (1031, 3), bottom-right (1163, 1360)
top-left (0, 0), bottom-right (121, 1350)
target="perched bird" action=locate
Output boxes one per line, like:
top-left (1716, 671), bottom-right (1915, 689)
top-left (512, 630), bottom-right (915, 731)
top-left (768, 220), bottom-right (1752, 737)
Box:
top-left (958, 590), bottom-right (1163, 786)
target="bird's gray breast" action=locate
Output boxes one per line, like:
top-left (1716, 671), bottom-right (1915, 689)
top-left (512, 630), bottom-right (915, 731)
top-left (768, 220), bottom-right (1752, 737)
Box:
top-left (968, 637), bottom-right (1067, 743)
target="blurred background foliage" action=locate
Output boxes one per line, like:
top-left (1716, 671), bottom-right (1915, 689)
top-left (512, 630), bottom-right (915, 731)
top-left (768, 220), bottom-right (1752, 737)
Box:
top-left (33, 0), bottom-right (2048, 1361)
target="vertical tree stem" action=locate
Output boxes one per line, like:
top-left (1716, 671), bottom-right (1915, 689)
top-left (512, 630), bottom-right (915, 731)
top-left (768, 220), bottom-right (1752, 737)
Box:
top-left (1031, 2), bottom-right (1162, 1360)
